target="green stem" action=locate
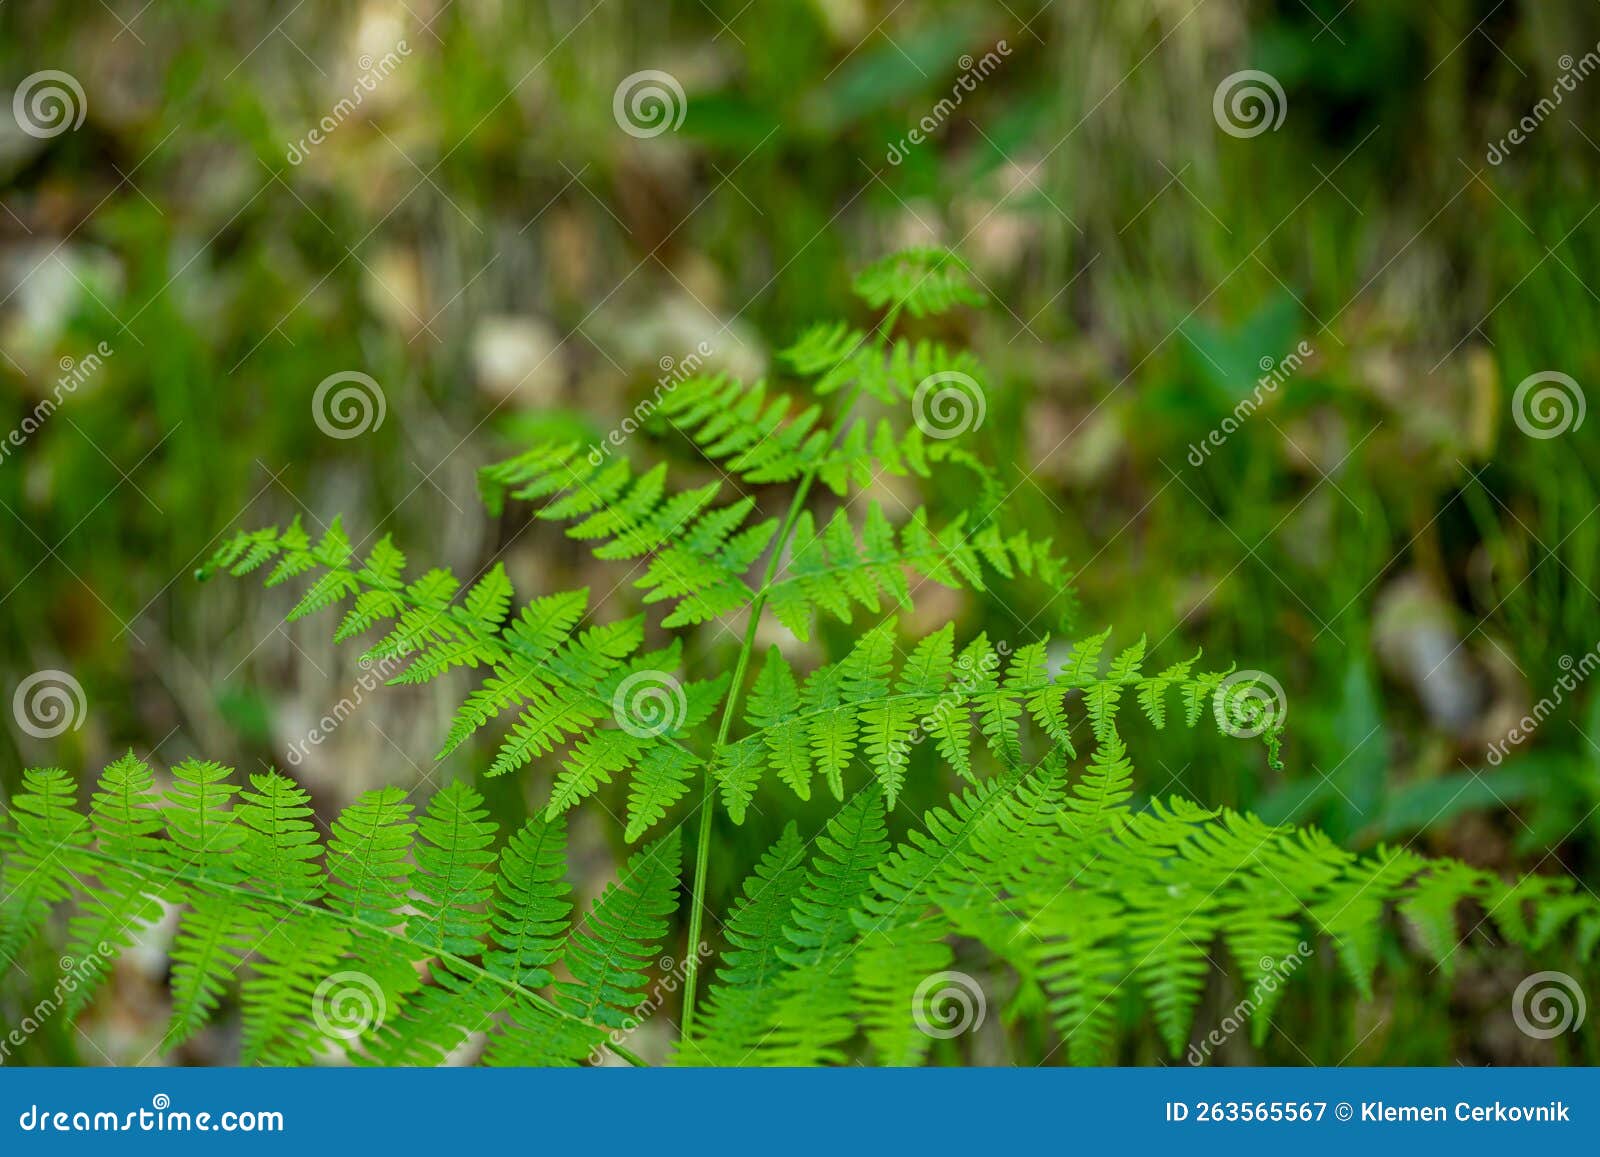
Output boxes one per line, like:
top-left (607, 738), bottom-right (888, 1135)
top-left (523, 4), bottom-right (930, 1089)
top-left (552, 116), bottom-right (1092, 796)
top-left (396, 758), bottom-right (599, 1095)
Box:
top-left (678, 435), bottom-right (830, 1041)
top-left (680, 304), bottom-right (903, 1042)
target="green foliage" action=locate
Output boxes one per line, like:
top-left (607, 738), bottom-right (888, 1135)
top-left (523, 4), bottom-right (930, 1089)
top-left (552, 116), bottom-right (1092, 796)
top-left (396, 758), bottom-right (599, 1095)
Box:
top-left (850, 248), bottom-right (987, 318)
top-left (693, 749), bottom-right (1600, 1066)
top-left (0, 757), bottom-right (678, 1066)
top-left (13, 248), bottom-right (1591, 1069)
top-left (714, 621), bottom-right (1250, 819)
top-left (204, 249), bottom-right (1081, 840)
top-left (12, 749), bottom-right (1595, 1066)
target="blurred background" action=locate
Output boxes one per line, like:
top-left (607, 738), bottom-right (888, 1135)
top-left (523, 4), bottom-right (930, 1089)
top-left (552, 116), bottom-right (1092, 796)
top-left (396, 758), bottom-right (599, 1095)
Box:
top-left (3, 0), bottom-right (1598, 1064)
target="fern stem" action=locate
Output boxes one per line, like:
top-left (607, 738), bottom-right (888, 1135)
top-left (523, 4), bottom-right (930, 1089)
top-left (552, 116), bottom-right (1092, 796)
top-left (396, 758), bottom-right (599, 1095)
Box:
top-left (679, 470), bottom-right (818, 1039)
top-left (681, 305), bottom-right (905, 1039)
top-left (679, 376), bottom-right (875, 1039)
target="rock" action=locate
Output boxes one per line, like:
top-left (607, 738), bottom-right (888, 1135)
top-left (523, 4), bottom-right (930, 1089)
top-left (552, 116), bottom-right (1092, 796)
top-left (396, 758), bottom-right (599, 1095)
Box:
top-left (1372, 573), bottom-right (1485, 738)
top-left (471, 314), bottom-right (565, 406)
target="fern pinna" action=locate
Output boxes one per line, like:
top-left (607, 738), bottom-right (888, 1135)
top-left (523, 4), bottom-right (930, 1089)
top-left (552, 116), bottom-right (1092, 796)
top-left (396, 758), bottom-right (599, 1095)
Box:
top-left (7, 250), bottom-right (1596, 1064)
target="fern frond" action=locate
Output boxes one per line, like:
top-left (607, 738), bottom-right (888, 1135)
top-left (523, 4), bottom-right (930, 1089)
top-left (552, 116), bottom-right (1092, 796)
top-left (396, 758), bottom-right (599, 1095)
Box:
top-left (63, 753), bottom-right (166, 1015)
top-left (162, 759), bottom-right (250, 1048)
top-left (168, 247), bottom-right (1598, 1073)
top-left (10, 751), bottom-right (1600, 1067)
top-left (682, 823), bottom-right (807, 1065)
top-left (763, 505), bottom-right (1069, 643)
top-left (556, 830), bottom-right (682, 1029)
top-left (477, 439), bottom-right (1065, 685)
top-left (478, 440), bottom-right (774, 629)
top-left (654, 374), bottom-right (828, 486)
top-left (484, 814), bottom-right (572, 987)
top-left (204, 522), bottom-right (714, 840)
top-left (653, 363), bottom-right (1000, 499)
top-left (0, 768), bottom-right (88, 961)
top-left (721, 623), bottom-right (1250, 814)
top-left (820, 751), bottom-right (1600, 1064)
top-left (744, 791), bottom-right (890, 1065)
top-left (410, 781), bottom-right (498, 956)
top-left (852, 922), bottom-right (954, 1064)
top-left (851, 247), bottom-right (986, 318)
top-left (5, 756), bottom-right (685, 1068)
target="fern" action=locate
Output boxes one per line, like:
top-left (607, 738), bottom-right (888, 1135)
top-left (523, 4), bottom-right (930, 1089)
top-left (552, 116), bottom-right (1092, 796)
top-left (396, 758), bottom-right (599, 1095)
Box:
top-left (701, 752), bottom-right (1600, 1066)
top-left (8, 746), bottom-right (1599, 1065)
top-left (679, 823), bottom-right (808, 1065)
top-left (652, 364), bottom-right (995, 497)
top-left (0, 756), bottom-right (682, 1066)
top-left (203, 248), bottom-right (1077, 853)
top-left (851, 247), bottom-right (987, 318)
top-left (714, 622), bottom-right (1257, 816)
top-left (30, 247), bottom-right (1552, 1069)
top-left (204, 522), bottom-right (720, 834)
top-left (475, 442), bottom-right (1045, 642)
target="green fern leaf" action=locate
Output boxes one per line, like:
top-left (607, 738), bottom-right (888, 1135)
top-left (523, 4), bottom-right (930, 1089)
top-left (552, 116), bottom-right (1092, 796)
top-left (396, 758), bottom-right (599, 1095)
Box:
top-left (556, 830), bottom-right (682, 1029)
